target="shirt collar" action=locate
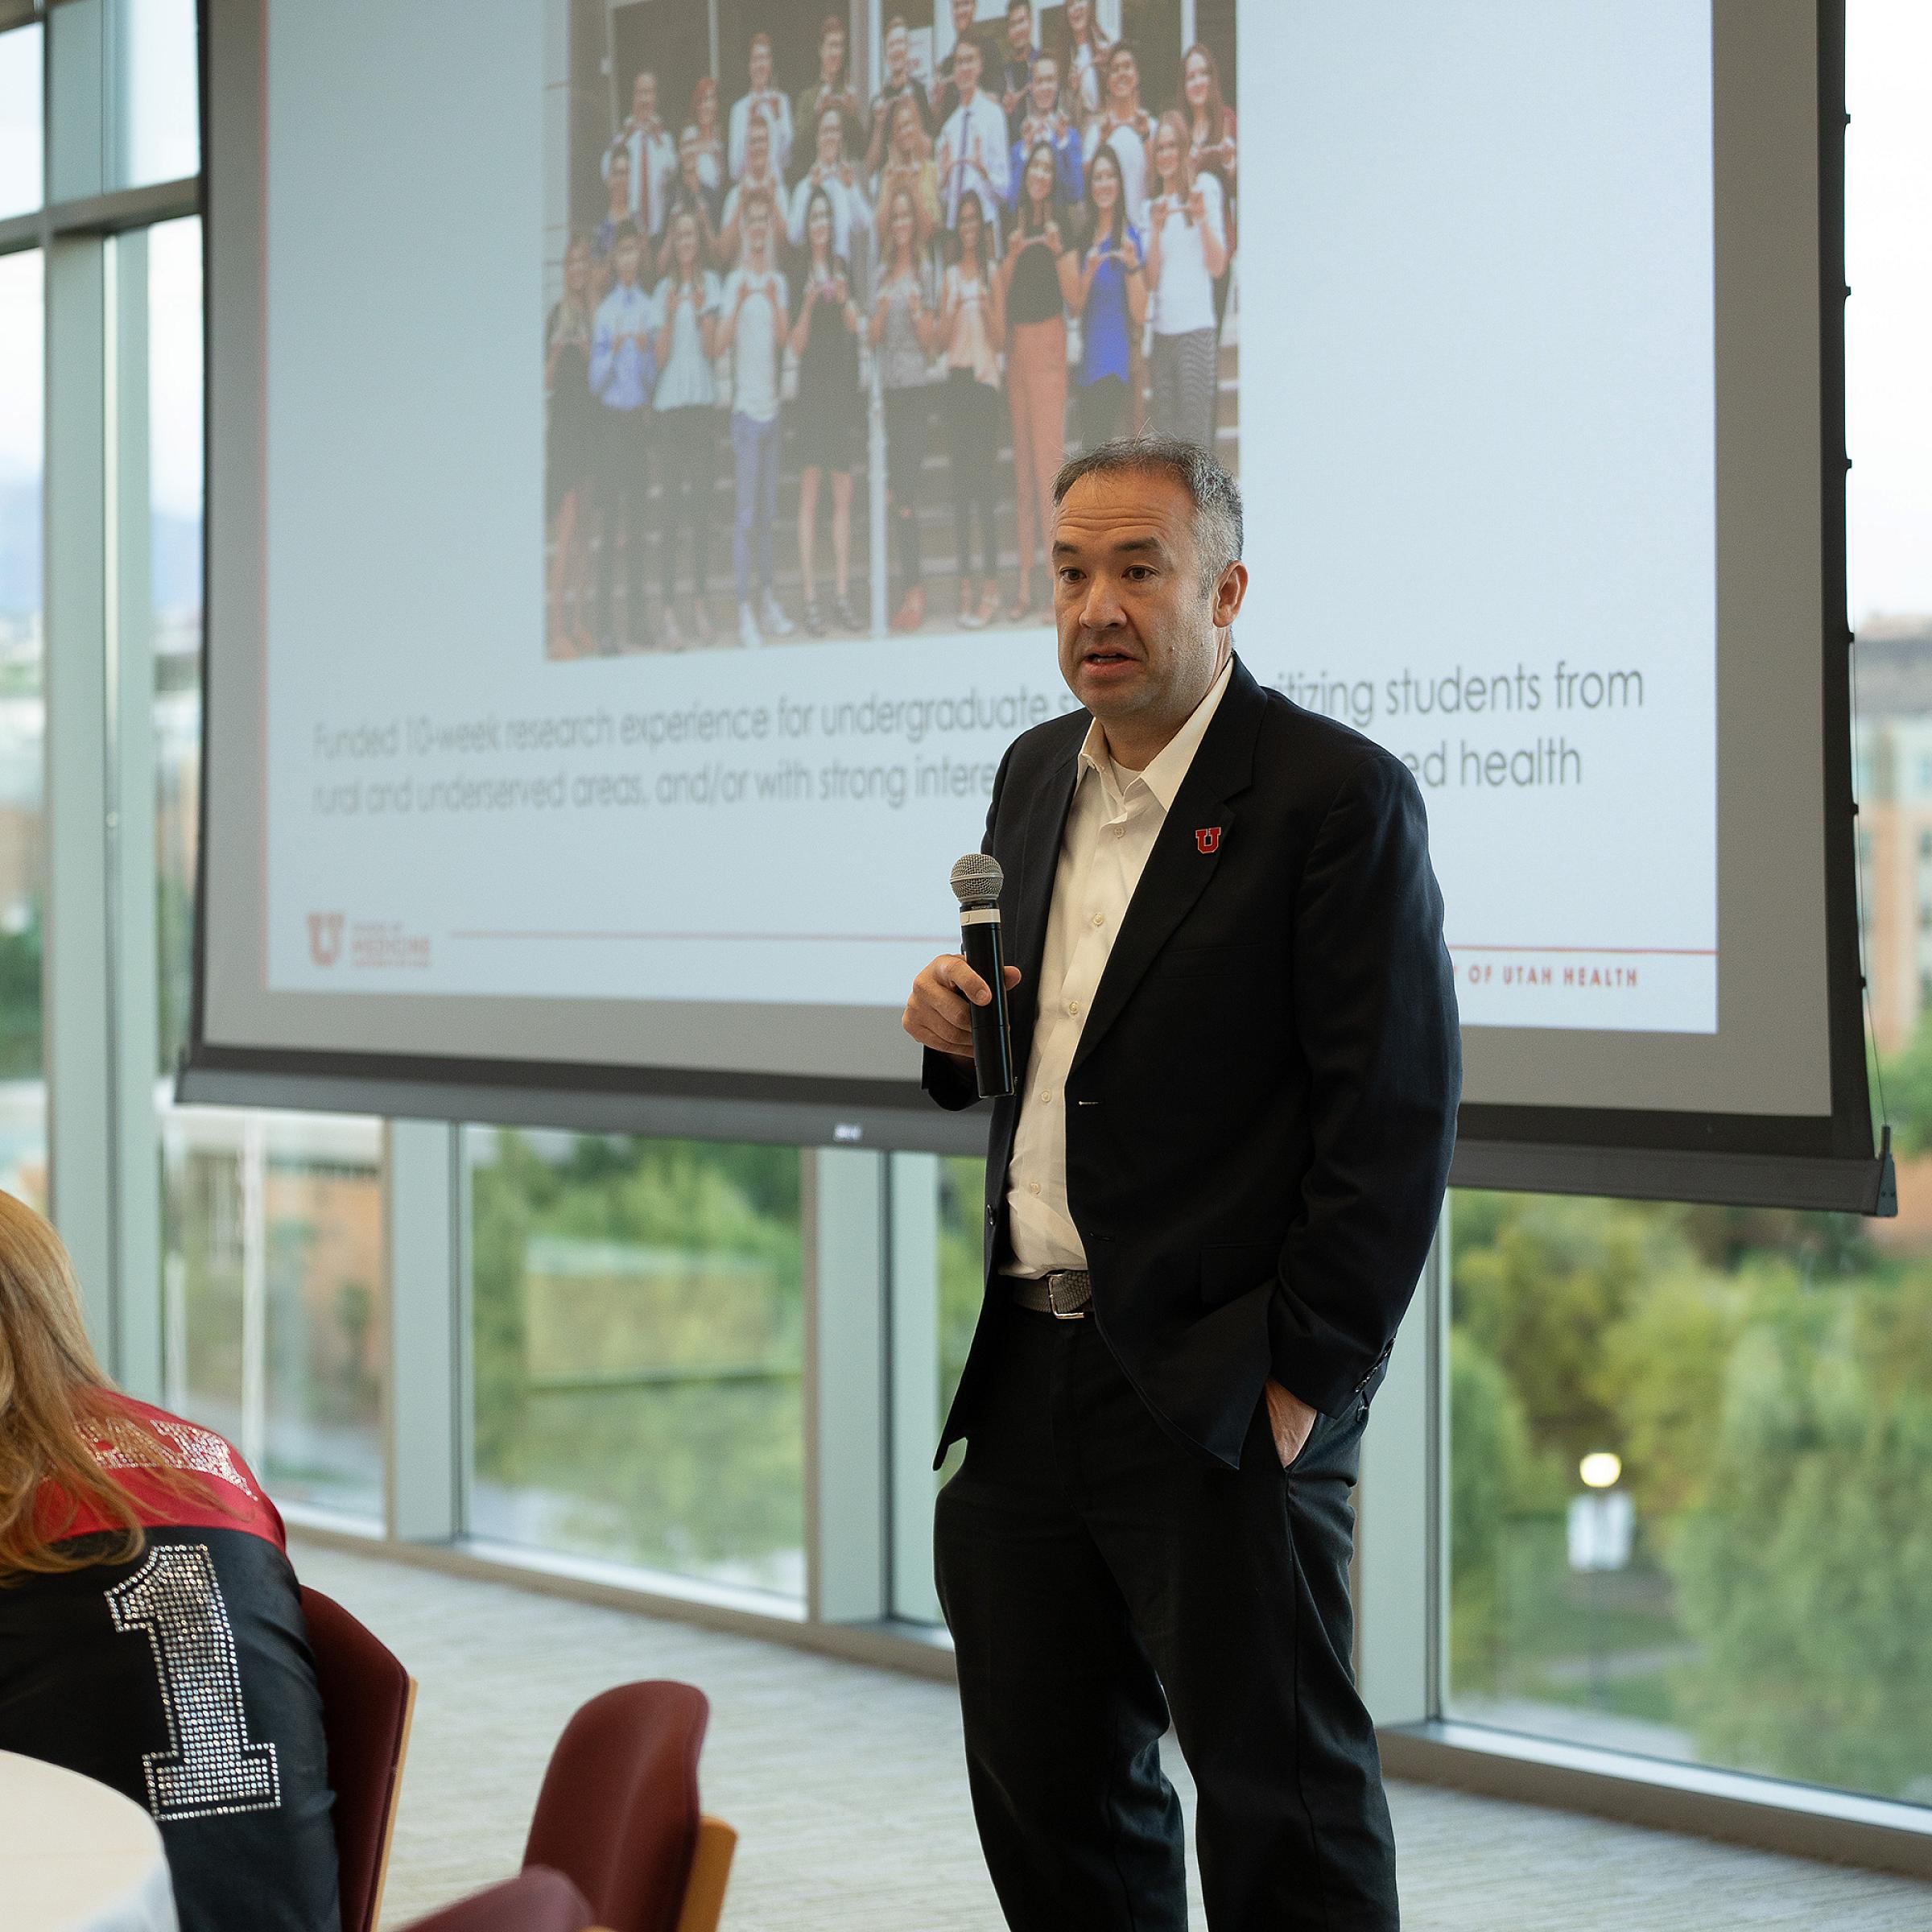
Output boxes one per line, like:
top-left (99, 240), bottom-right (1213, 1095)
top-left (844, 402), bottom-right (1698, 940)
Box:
top-left (1076, 652), bottom-right (1234, 815)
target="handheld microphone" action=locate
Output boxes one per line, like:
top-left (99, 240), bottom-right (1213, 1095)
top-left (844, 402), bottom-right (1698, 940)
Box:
top-left (949, 852), bottom-right (1016, 1099)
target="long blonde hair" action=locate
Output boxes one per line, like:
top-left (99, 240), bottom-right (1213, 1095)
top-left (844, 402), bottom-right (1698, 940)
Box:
top-left (0, 1191), bottom-right (199, 1577)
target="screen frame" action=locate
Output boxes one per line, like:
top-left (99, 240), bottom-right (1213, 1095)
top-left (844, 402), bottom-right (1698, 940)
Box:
top-left (180, 0), bottom-right (1889, 1212)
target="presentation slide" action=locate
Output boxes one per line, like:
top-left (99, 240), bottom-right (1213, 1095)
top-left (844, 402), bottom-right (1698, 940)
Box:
top-left (263, 0), bottom-right (1716, 1047)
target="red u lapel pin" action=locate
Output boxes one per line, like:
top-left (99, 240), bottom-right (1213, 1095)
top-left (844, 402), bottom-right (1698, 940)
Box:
top-left (1195, 826), bottom-right (1223, 854)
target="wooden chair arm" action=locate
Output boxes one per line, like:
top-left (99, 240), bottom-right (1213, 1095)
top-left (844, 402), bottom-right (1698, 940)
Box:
top-left (672, 1814), bottom-right (737, 1932)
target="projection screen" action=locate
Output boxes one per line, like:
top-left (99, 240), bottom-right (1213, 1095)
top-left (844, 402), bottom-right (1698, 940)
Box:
top-left (184, 0), bottom-right (1885, 1211)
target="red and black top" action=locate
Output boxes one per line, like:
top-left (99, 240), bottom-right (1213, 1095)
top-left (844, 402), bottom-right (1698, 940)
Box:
top-left (0, 1395), bottom-right (341, 1932)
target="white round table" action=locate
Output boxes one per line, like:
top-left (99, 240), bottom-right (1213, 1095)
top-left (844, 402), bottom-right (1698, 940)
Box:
top-left (0, 1750), bottom-right (179, 1932)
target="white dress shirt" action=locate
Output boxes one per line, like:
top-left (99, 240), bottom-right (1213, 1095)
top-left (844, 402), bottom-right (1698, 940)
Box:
top-left (729, 89), bottom-right (795, 180)
top-left (1004, 655), bottom-right (1234, 1276)
top-left (605, 121), bottom-right (676, 236)
top-left (935, 90), bottom-right (1013, 233)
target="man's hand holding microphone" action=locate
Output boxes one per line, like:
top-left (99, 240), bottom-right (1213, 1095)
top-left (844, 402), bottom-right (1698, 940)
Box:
top-left (902, 955), bottom-right (1022, 1070)
top-left (903, 853), bottom-right (1022, 1089)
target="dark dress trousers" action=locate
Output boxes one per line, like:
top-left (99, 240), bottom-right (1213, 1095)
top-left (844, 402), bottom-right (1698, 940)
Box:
top-left (925, 653), bottom-right (1460, 1932)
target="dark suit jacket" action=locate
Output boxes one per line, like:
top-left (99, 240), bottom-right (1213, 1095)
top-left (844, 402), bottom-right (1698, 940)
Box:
top-left (924, 654), bottom-right (1461, 1469)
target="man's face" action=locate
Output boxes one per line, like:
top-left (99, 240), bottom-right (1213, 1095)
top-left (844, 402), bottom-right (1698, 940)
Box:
top-left (1030, 60), bottom-right (1058, 117)
top-left (952, 0), bottom-right (975, 35)
top-left (823, 29), bottom-right (844, 77)
top-left (749, 41), bottom-right (771, 88)
top-left (955, 42), bottom-right (980, 97)
top-left (1008, 5), bottom-right (1032, 55)
top-left (613, 234), bottom-right (642, 284)
top-left (886, 27), bottom-right (907, 78)
top-left (633, 73), bottom-right (655, 122)
top-left (1051, 470), bottom-right (1238, 733)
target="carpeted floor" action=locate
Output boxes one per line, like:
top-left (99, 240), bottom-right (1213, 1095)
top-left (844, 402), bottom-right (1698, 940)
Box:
top-left (287, 1541), bottom-right (1932, 1932)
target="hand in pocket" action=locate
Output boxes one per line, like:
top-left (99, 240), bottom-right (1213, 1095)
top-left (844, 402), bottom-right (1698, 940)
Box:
top-left (1263, 1377), bottom-right (1319, 1470)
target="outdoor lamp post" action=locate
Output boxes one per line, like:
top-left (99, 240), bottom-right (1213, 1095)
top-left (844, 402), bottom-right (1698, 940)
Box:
top-left (1568, 1451), bottom-right (1633, 1707)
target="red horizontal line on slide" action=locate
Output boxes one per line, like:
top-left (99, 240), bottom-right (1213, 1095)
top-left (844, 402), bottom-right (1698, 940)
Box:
top-left (448, 931), bottom-right (955, 944)
top-left (1448, 944), bottom-right (1716, 957)
top-left (452, 933), bottom-right (1716, 957)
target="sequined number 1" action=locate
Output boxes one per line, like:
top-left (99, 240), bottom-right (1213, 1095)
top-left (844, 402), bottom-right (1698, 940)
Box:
top-left (106, 1542), bottom-right (282, 1820)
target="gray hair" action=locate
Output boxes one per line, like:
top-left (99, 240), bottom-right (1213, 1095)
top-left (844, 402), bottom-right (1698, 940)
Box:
top-left (1051, 434), bottom-right (1243, 595)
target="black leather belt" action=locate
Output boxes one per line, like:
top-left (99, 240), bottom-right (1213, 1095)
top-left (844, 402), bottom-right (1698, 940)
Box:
top-left (1010, 1269), bottom-right (1092, 1318)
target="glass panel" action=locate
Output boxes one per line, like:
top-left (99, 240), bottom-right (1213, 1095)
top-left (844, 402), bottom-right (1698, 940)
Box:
top-left (467, 1127), bottom-right (806, 1597)
top-left (890, 1151), bottom-right (985, 1624)
top-left (0, 23), bottom-right (42, 221)
top-left (0, 245), bottom-right (46, 1209)
top-left (149, 215), bottom-right (200, 1070)
top-left (162, 1109), bottom-right (388, 1517)
top-left (1445, 1186), bottom-right (1932, 1803)
top-left (145, 218), bottom-right (386, 1519)
top-left (117, 0), bottom-right (197, 189)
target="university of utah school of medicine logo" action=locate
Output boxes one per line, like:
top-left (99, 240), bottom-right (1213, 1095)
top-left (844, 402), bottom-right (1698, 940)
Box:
top-left (1195, 826), bottom-right (1223, 854)
top-left (307, 912), bottom-right (345, 967)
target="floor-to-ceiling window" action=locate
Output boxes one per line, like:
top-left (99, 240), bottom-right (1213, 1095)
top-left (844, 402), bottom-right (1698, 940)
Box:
top-left (1443, 0), bottom-right (1932, 1812)
top-left (0, 227), bottom-right (46, 1212)
top-left (142, 210), bottom-right (390, 1520)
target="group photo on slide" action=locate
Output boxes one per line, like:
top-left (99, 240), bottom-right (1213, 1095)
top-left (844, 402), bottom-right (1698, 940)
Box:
top-left (542, 1), bottom-right (1240, 658)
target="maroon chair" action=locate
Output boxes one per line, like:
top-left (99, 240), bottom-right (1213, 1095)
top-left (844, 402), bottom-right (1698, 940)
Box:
top-left (522, 1682), bottom-right (733, 1932)
top-left (300, 1584), bottom-right (418, 1932)
top-left (398, 1867), bottom-right (596, 1932)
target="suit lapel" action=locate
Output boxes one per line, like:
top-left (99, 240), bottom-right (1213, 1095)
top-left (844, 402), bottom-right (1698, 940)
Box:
top-left (1069, 656), bottom-right (1265, 1079)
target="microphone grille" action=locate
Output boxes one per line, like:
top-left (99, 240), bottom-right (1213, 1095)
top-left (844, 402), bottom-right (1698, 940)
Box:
top-left (949, 852), bottom-right (1005, 906)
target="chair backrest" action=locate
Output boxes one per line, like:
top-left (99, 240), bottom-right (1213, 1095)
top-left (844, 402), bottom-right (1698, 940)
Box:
top-left (522, 1682), bottom-right (710, 1932)
top-left (398, 1866), bottom-right (597, 1932)
top-left (300, 1583), bottom-right (417, 1932)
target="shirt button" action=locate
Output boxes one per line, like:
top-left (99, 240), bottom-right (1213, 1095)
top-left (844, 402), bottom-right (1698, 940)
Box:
top-left (1067, 1000), bottom-right (1081, 1016)
top-left (1039, 1089), bottom-right (1053, 1104)
top-left (1113, 825), bottom-right (1125, 840)
top-left (1029, 1181), bottom-right (1042, 1196)
top-left (1092, 914), bottom-right (1104, 927)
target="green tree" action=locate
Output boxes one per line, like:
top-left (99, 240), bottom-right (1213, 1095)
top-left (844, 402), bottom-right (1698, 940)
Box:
top-left (0, 899), bottom-right (43, 1079)
top-left (1448, 1328), bottom-right (1539, 1691)
top-left (1595, 1262), bottom-right (1736, 1530)
top-left (1876, 1007), bottom-right (1932, 1158)
top-left (1669, 1261), bottom-right (1932, 1798)
top-left (1453, 1191), bottom-right (1688, 1474)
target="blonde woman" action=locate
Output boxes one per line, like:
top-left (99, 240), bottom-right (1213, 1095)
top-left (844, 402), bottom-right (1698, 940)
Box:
top-left (1143, 109), bottom-right (1227, 452)
top-left (0, 1191), bottom-right (339, 1932)
top-left (938, 192), bottom-right (1005, 628)
top-left (870, 184), bottom-right (939, 630)
top-left (877, 93), bottom-right (941, 253)
top-left (689, 76), bottom-right (725, 192)
top-left (1055, 0), bottom-right (1110, 131)
top-left (545, 233), bottom-right (597, 656)
top-left (1183, 41), bottom-right (1239, 340)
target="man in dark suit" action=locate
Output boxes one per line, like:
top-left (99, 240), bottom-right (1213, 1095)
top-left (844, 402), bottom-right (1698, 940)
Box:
top-left (902, 437), bottom-right (1460, 1931)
